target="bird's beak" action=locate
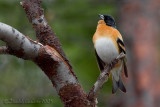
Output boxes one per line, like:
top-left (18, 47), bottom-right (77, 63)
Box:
top-left (99, 14), bottom-right (104, 20)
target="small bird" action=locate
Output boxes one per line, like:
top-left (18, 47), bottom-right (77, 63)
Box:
top-left (93, 14), bottom-right (128, 94)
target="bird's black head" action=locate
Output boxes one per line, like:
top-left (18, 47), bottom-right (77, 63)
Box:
top-left (99, 14), bottom-right (116, 28)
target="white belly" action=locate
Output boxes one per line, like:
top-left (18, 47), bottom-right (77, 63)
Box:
top-left (95, 37), bottom-right (119, 64)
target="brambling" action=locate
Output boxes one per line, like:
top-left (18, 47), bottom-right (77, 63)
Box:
top-left (93, 14), bottom-right (128, 93)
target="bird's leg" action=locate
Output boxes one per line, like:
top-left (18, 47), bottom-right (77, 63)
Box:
top-left (110, 60), bottom-right (119, 69)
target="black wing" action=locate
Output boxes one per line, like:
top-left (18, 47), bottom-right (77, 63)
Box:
top-left (95, 49), bottom-right (105, 72)
top-left (117, 38), bottom-right (128, 77)
top-left (117, 38), bottom-right (126, 54)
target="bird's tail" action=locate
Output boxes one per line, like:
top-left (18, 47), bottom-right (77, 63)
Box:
top-left (112, 76), bottom-right (126, 94)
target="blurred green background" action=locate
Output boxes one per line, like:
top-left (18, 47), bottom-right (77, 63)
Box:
top-left (0, 0), bottom-right (118, 107)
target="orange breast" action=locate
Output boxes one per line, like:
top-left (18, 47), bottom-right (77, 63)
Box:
top-left (93, 20), bottom-right (121, 53)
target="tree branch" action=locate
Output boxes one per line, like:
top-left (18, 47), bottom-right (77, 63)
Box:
top-left (20, 0), bottom-right (72, 71)
top-left (0, 22), bottom-right (41, 60)
top-left (88, 53), bottom-right (126, 105)
top-left (20, 0), bottom-right (89, 106)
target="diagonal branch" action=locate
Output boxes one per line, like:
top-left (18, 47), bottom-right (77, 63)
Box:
top-left (88, 53), bottom-right (126, 105)
top-left (20, 0), bottom-right (89, 106)
top-left (20, 0), bottom-right (72, 71)
top-left (0, 22), bottom-right (41, 60)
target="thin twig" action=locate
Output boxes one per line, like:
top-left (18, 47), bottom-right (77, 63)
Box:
top-left (88, 53), bottom-right (125, 105)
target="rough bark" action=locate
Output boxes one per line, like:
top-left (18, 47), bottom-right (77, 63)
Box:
top-left (20, 0), bottom-right (90, 106)
top-left (0, 22), bottom-right (41, 59)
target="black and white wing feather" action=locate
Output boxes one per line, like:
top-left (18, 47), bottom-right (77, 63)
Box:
top-left (117, 38), bottom-right (128, 77)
